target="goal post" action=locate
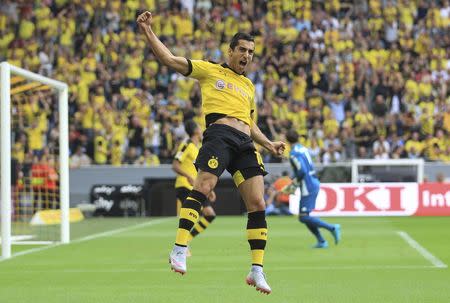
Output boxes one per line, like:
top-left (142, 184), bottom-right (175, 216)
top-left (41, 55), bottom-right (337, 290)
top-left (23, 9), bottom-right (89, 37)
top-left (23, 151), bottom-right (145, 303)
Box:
top-left (0, 62), bottom-right (70, 259)
top-left (351, 158), bottom-right (425, 183)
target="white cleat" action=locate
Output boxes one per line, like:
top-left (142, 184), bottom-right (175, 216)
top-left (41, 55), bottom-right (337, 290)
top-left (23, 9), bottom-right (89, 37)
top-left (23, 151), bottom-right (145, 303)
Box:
top-left (169, 248), bottom-right (187, 275)
top-left (246, 270), bottom-right (272, 295)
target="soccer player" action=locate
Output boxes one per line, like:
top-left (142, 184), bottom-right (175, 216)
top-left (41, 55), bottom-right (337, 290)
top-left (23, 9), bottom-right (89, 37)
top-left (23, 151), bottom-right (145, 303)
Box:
top-left (137, 11), bottom-right (286, 295)
top-left (285, 130), bottom-right (341, 248)
top-left (172, 120), bottom-right (216, 250)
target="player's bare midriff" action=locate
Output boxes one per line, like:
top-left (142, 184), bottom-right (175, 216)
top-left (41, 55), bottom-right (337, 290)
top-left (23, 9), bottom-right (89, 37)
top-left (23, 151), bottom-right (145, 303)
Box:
top-left (213, 116), bottom-right (251, 136)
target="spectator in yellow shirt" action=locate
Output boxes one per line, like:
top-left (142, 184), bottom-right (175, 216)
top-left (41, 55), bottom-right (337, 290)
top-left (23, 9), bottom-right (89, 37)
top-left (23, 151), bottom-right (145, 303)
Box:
top-left (136, 148), bottom-right (160, 166)
top-left (405, 131), bottom-right (425, 155)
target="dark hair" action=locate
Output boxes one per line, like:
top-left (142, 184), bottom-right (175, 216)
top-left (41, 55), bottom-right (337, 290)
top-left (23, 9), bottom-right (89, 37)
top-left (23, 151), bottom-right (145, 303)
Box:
top-left (184, 120), bottom-right (198, 137)
top-left (286, 130), bottom-right (299, 144)
top-left (229, 32), bottom-right (254, 50)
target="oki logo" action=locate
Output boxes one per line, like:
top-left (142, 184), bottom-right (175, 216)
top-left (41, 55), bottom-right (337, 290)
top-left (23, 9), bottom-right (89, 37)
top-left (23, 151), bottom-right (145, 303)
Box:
top-left (289, 182), bottom-right (450, 217)
top-left (307, 183), bottom-right (418, 216)
top-left (340, 186), bottom-right (405, 211)
top-left (416, 183), bottom-right (450, 216)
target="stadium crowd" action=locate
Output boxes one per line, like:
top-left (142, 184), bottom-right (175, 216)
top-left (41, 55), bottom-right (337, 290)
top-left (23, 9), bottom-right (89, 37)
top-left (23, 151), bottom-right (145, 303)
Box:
top-left (2, 0), bottom-right (449, 170)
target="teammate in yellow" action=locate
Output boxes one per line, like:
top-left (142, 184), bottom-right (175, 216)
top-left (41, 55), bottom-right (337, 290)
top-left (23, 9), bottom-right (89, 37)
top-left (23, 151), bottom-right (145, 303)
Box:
top-left (138, 11), bottom-right (285, 295)
top-left (172, 120), bottom-right (216, 251)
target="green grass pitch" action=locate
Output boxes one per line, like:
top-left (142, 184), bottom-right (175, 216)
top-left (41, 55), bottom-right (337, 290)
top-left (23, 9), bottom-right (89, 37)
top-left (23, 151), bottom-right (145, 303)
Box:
top-left (1, 216), bottom-right (449, 303)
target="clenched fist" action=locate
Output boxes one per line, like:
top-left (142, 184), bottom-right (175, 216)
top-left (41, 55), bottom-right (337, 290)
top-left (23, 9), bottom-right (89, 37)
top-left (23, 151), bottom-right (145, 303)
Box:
top-left (137, 11), bottom-right (153, 29)
top-left (270, 141), bottom-right (286, 157)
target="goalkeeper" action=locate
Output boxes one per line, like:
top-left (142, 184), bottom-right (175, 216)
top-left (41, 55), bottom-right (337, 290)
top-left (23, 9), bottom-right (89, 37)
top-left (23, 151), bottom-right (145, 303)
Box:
top-left (285, 130), bottom-right (341, 248)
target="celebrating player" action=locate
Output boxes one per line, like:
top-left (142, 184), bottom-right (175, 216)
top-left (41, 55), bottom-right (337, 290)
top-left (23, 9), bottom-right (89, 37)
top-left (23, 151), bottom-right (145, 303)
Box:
top-left (137, 11), bottom-right (285, 294)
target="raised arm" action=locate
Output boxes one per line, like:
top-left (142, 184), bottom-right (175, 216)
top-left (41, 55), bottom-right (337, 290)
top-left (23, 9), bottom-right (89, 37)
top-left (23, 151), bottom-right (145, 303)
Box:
top-left (250, 121), bottom-right (286, 156)
top-left (137, 11), bottom-right (190, 75)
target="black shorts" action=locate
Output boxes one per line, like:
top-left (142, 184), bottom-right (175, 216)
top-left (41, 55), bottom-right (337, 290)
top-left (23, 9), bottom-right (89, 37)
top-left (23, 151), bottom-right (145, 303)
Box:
top-left (195, 123), bottom-right (267, 187)
top-left (175, 187), bottom-right (211, 207)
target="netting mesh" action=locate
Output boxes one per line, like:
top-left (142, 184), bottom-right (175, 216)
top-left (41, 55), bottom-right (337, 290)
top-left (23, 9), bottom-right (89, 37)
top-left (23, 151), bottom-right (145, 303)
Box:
top-left (3, 76), bottom-right (61, 245)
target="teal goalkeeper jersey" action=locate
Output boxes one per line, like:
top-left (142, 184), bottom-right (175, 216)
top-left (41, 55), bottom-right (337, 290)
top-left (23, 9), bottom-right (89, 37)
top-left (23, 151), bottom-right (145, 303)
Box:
top-left (289, 143), bottom-right (320, 196)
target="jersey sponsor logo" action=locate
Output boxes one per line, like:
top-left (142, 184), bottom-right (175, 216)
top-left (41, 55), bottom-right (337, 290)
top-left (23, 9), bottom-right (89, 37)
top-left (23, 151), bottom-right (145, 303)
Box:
top-left (208, 156), bottom-right (219, 169)
top-left (215, 79), bottom-right (225, 89)
top-left (214, 79), bottom-right (251, 100)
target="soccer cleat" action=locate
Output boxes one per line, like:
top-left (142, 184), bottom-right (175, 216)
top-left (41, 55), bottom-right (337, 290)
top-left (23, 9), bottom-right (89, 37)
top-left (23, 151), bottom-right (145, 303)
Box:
top-left (332, 224), bottom-right (341, 245)
top-left (312, 240), bottom-right (329, 249)
top-left (246, 269), bottom-right (272, 295)
top-left (169, 248), bottom-right (187, 275)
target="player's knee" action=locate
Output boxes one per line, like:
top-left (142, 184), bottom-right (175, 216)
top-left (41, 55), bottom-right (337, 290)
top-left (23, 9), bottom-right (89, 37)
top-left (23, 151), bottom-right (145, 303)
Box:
top-left (194, 173), bottom-right (217, 196)
top-left (249, 199), bottom-right (266, 212)
top-left (194, 180), bottom-right (214, 196)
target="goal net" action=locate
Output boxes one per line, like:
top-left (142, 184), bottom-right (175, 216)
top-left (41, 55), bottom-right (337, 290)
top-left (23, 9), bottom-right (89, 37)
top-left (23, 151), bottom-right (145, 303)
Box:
top-left (0, 62), bottom-right (69, 259)
top-left (351, 159), bottom-right (425, 183)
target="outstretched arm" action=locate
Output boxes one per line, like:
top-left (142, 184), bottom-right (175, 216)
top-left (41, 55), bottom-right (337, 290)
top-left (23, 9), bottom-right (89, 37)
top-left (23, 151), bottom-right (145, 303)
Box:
top-left (250, 121), bottom-right (285, 156)
top-left (137, 11), bottom-right (189, 75)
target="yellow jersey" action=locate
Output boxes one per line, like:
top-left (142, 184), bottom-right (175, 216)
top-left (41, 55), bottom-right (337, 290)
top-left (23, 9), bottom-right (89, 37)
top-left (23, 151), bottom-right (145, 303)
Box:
top-left (186, 60), bottom-right (255, 126)
top-left (175, 77), bottom-right (195, 101)
top-left (26, 127), bottom-right (44, 151)
top-left (94, 136), bottom-right (108, 164)
top-left (174, 139), bottom-right (199, 189)
top-left (110, 144), bottom-right (123, 166)
top-left (405, 140), bottom-right (425, 154)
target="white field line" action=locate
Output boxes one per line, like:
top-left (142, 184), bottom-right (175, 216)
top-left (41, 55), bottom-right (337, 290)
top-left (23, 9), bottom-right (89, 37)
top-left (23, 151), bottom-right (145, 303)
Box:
top-left (0, 217), bottom-right (173, 263)
top-left (397, 230), bottom-right (447, 269)
top-left (1, 265), bottom-right (439, 274)
top-left (12, 241), bottom-right (55, 245)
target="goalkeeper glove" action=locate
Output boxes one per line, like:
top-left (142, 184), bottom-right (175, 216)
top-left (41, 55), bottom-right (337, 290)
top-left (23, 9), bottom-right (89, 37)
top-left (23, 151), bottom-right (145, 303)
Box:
top-left (281, 179), bottom-right (300, 195)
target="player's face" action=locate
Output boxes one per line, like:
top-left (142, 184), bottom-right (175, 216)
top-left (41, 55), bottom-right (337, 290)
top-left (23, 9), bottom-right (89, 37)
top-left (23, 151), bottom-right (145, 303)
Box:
top-left (228, 40), bottom-right (255, 74)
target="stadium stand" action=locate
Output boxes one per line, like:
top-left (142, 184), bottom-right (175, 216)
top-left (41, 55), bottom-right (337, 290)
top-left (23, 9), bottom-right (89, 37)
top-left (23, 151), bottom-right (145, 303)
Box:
top-left (1, 0), bottom-right (449, 174)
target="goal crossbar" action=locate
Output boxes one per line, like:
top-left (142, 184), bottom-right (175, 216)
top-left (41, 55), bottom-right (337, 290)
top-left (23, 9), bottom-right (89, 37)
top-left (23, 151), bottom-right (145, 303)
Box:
top-left (351, 158), bottom-right (425, 183)
top-left (0, 62), bottom-right (70, 259)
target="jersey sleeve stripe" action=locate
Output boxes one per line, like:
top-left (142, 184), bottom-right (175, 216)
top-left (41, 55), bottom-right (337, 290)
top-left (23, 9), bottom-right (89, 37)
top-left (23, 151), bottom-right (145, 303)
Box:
top-left (180, 143), bottom-right (189, 153)
top-left (184, 58), bottom-right (193, 76)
